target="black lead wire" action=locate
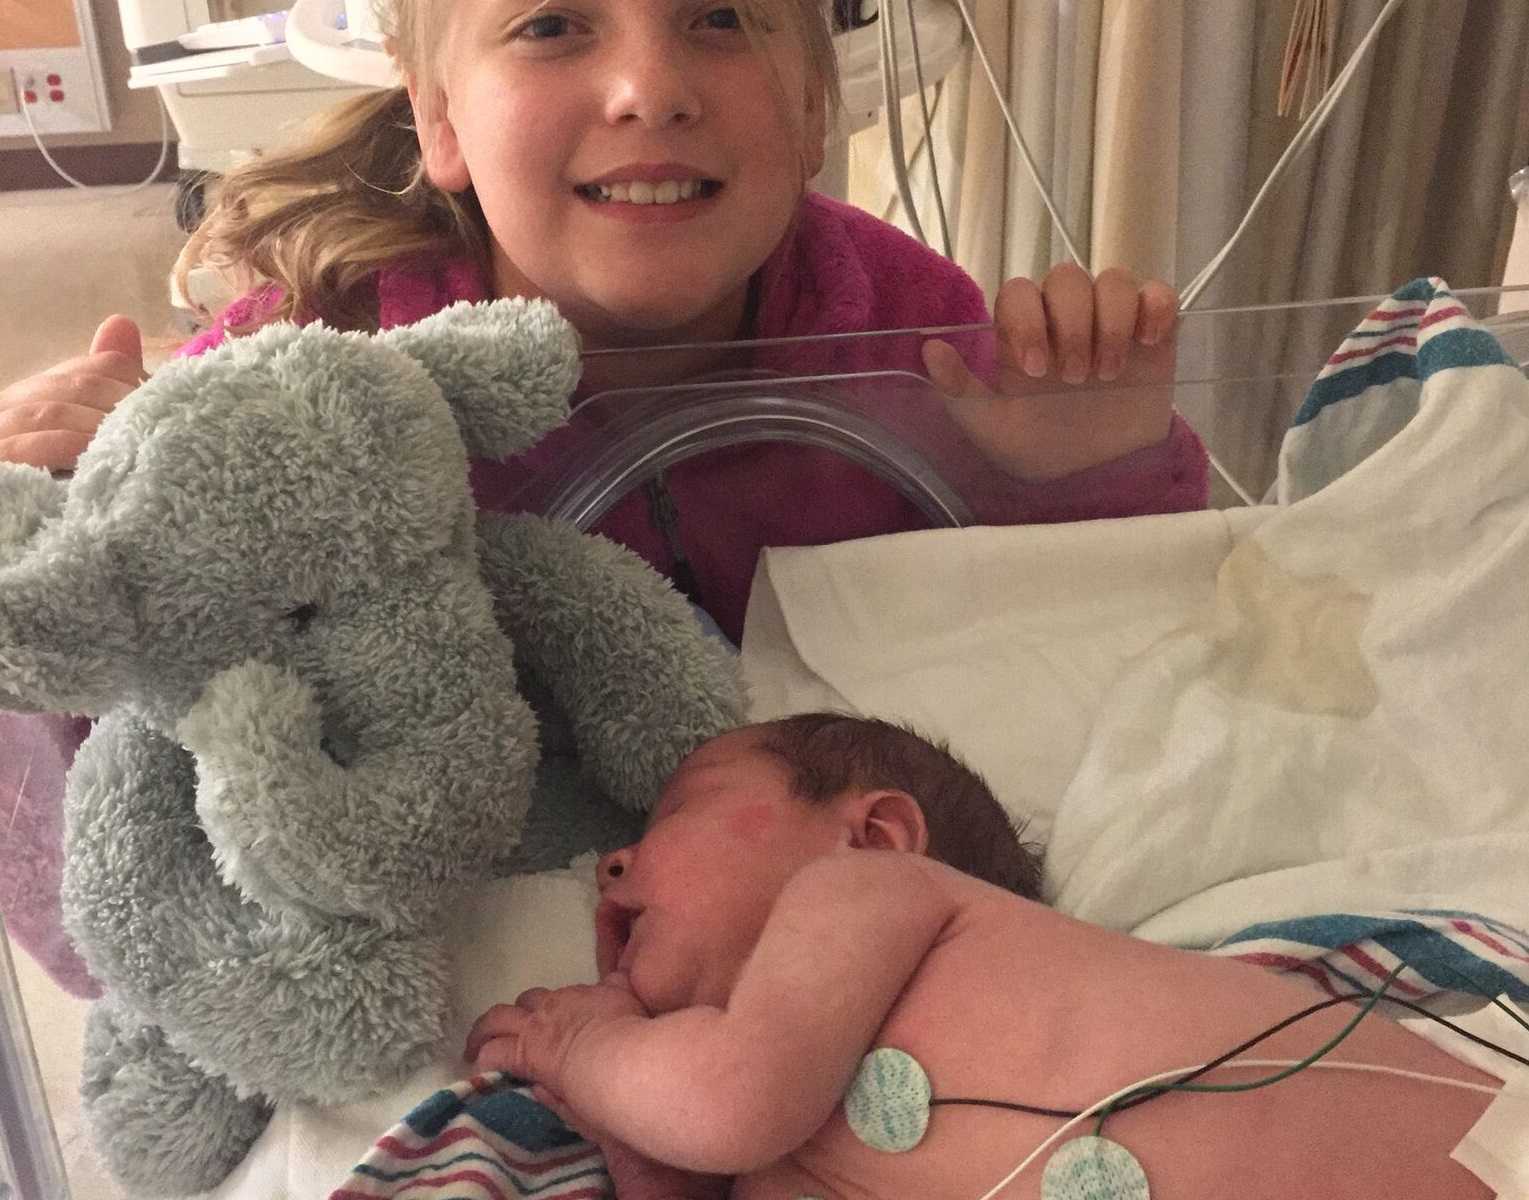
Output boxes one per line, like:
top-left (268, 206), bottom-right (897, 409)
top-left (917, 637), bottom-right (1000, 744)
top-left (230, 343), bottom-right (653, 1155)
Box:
top-left (927, 988), bottom-right (1528, 1122)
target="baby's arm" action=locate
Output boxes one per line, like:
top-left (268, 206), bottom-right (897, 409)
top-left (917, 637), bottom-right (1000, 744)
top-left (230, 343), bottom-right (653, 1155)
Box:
top-left (469, 851), bottom-right (959, 1176)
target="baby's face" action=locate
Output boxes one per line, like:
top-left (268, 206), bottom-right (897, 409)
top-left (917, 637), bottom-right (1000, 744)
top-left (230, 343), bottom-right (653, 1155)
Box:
top-left (419, 0), bottom-right (825, 346)
top-left (594, 730), bottom-right (846, 1012)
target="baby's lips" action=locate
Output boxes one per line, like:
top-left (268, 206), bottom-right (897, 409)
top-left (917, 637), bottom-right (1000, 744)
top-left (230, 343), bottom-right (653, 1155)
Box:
top-left (594, 898), bottom-right (631, 977)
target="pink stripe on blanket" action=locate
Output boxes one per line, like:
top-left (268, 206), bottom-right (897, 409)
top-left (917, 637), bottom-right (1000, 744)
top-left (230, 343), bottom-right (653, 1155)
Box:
top-left (1326, 333), bottom-right (1416, 367)
top-left (1450, 919), bottom-right (1529, 964)
top-left (375, 1126), bottom-right (600, 1174)
top-left (1418, 304), bottom-right (1469, 330)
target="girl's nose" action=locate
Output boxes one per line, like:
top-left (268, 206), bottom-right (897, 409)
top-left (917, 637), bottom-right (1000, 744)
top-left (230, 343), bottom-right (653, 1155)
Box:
top-left (597, 845), bottom-right (634, 889)
top-left (604, 40), bottom-right (702, 128)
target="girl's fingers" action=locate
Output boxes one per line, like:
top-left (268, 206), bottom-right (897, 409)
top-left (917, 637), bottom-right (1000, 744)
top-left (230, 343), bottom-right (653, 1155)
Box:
top-left (1041, 263), bottom-right (1095, 384)
top-left (993, 276), bottom-right (1049, 378)
top-left (921, 337), bottom-right (992, 401)
top-left (4, 370), bottom-right (135, 417)
top-left (0, 398), bottom-right (109, 441)
top-left (1136, 279), bottom-right (1179, 346)
top-left (88, 314), bottom-right (145, 371)
top-left (1092, 267), bottom-right (1141, 382)
top-left (0, 430), bottom-right (93, 471)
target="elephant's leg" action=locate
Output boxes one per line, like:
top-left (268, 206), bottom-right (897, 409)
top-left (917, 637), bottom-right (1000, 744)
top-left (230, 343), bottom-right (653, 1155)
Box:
top-left (477, 512), bottom-right (743, 812)
top-left (64, 713), bottom-right (450, 1104)
top-left (81, 1000), bottom-right (271, 1196)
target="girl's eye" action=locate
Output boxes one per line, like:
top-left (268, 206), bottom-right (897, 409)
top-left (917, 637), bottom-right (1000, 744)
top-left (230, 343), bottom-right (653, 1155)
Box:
top-left (513, 12), bottom-right (576, 40)
top-left (696, 6), bottom-right (744, 31)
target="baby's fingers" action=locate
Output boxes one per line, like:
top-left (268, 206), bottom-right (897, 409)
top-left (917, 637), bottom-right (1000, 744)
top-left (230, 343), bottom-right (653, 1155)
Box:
top-left (474, 1035), bottom-right (523, 1073)
top-left (465, 1003), bottom-right (527, 1062)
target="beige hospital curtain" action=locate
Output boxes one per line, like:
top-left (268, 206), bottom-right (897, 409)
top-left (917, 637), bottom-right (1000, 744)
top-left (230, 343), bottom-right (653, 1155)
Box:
top-left (848, 0), bottom-right (1529, 499)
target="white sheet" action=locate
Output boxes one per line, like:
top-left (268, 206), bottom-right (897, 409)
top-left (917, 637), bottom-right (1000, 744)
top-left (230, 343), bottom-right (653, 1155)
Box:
top-left (741, 508), bottom-right (1270, 844)
top-left (742, 284), bottom-right (1529, 958)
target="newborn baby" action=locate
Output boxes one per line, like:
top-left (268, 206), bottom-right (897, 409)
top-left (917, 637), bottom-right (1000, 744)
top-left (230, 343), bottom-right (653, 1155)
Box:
top-left (466, 713), bottom-right (1502, 1199)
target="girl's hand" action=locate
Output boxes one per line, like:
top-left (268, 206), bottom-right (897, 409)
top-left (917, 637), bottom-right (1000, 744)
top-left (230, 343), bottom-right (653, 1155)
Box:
top-left (0, 316), bottom-right (145, 471)
top-left (465, 971), bottom-right (648, 1092)
top-left (922, 264), bottom-right (1178, 481)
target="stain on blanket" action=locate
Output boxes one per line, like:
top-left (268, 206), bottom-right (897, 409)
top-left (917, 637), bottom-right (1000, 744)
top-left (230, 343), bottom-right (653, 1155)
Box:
top-left (1208, 540), bottom-right (1379, 716)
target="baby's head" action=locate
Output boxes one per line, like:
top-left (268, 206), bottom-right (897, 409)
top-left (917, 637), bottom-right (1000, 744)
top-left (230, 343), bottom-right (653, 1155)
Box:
top-left (386, 0), bottom-right (842, 343)
top-left (750, 712), bottom-right (1043, 898)
top-left (594, 713), bottom-right (1042, 1011)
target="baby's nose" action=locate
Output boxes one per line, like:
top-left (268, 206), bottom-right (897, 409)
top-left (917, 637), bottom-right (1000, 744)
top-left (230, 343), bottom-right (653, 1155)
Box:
top-left (597, 845), bottom-right (634, 890)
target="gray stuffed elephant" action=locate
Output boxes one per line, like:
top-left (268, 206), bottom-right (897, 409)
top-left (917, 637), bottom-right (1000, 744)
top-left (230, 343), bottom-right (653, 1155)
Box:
top-left (0, 298), bottom-right (741, 1194)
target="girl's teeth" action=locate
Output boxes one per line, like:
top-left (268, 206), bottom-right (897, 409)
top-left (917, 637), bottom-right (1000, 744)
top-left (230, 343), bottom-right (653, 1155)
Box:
top-left (592, 180), bottom-right (708, 205)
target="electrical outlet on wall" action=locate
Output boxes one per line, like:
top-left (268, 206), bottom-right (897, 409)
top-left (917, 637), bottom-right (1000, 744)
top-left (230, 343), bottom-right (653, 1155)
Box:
top-left (0, 0), bottom-right (112, 138)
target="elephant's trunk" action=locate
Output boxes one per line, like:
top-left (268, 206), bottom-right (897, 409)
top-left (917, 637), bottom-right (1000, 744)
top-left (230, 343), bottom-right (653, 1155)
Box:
top-left (0, 468), bottom-right (134, 714)
top-left (177, 571), bottom-right (538, 926)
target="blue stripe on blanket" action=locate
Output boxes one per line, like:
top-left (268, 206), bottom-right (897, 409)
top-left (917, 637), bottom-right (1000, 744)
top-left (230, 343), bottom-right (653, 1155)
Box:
top-left (1292, 278), bottom-right (1515, 428)
top-left (1293, 348), bottom-right (1417, 426)
top-left (404, 1078), bottom-right (584, 1150)
top-left (1216, 910), bottom-right (1529, 1002)
top-left (331, 1074), bottom-right (610, 1200)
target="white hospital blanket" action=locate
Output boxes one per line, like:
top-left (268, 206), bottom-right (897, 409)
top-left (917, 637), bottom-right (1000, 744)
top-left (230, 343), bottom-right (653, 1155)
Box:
top-left (743, 279), bottom-right (1529, 974)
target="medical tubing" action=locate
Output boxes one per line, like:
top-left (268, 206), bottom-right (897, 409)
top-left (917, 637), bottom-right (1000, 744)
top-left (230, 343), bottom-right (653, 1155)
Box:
top-left (903, 0), bottom-right (953, 259)
top-left (538, 388), bottom-right (973, 532)
top-left (932, 982), bottom-right (1529, 1128)
top-left (973, 1057), bottom-right (1512, 1200)
top-left (943, 0), bottom-right (1085, 267)
top-left (1093, 962), bottom-right (1404, 1137)
top-left (879, 0), bottom-right (929, 247)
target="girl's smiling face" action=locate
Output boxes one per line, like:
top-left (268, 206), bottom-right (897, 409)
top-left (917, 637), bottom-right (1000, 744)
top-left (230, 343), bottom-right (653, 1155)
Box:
top-left (412, 0), bottom-right (826, 349)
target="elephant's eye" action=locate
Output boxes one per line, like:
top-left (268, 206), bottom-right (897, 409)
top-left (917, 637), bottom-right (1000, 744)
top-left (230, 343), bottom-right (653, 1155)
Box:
top-left (283, 602), bottom-right (319, 634)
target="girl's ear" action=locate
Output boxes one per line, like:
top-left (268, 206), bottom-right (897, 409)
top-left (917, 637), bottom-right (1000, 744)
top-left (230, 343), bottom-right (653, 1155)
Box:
top-left (408, 81), bottom-right (472, 193)
top-left (846, 789), bottom-right (928, 854)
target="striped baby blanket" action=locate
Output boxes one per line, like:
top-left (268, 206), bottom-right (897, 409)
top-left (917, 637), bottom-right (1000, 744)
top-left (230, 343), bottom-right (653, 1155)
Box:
top-left (328, 1073), bottom-right (609, 1200)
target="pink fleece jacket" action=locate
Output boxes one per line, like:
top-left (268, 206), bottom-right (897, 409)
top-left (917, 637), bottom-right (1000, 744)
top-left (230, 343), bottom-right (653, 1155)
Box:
top-left (182, 193), bottom-right (1208, 640)
top-left (5, 196), bottom-right (1204, 996)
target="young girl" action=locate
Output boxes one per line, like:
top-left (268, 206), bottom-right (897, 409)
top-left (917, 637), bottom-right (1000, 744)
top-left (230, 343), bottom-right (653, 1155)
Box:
top-left (0, 0), bottom-right (1206, 998)
top-left (0, 0), bottom-right (1204, 645)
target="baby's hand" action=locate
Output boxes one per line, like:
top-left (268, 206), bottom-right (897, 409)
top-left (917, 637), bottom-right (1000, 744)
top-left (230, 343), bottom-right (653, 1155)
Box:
top-left (922, 263), bottom-right (1178, 480)
top-left (465, 971), bottom-right (648, 1091)
top-left (0, 316), bottom-right (145, 471)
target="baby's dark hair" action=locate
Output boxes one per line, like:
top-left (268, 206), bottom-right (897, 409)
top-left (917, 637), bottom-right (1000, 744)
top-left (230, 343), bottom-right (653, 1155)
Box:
top-left (752, 712), bottom-right (1044, 901)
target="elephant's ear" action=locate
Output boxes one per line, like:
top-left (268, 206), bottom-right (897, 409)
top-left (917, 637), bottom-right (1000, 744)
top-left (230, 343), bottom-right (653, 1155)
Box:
top-left (376, 298), bottom-right (582, 460)
top-left (0, 469), bottom-right (135, 714)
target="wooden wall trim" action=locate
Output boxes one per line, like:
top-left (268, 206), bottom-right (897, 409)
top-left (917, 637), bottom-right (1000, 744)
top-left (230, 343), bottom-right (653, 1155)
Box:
top-left (0, 142), bottom-right (179, 191)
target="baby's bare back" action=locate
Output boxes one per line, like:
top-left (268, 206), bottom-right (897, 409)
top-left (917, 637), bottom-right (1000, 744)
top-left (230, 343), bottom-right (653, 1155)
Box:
top-left (734, 859), bottom-right (1496, 1200)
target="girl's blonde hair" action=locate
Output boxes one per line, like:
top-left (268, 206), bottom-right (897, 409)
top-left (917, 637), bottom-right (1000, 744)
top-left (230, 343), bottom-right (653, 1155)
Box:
top-left (181, 0), bottom-right (841, 334)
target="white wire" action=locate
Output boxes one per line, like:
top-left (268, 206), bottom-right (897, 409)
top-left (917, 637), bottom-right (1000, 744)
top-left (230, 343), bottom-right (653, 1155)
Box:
top-left (879, 0), bottom-right (930, 247)
top-left (1177, 0), bottom-right (1407, 310)
top-left (15, 70), bottom-right (172, 197)
top-left (942, 0), bottom-right (1084, 267)
top-left (902, 0), bottom-right (953, 259)
top-left (971, 1056), bottom-right (1518, 1200)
